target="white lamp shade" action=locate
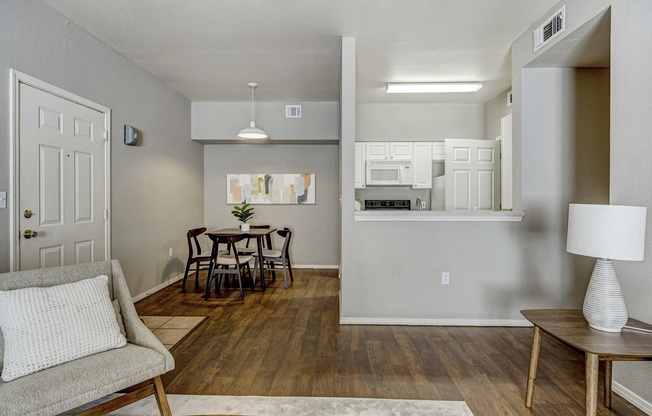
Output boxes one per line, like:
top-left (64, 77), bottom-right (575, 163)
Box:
top-left (567, 204), bottom-right (647, 261)
top-left (238, 122), bottom-right (268, 139)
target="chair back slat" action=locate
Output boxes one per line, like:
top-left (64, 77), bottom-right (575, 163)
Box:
top-left (277, 227), bottom-right (292, 256)
top-left (187, 227), bottom-right (207, 257)
top-left (245, 224), bottom-right (271, 248)
top-left (208, 233), bottom-right (247, 264)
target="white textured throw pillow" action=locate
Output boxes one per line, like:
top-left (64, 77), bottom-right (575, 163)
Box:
top-left (0, 275), bottom-right (127, 381)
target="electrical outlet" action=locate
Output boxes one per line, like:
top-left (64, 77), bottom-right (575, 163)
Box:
top-left (421, 200), bottom-right (426, 209)
top-left (441, 272), bottom-right (450, 285)
top-left (168, 248), bottom-right (173, 258)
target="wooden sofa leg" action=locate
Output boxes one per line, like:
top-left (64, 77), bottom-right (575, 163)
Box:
top-left (74, 377), bottom-right (170, 416)
top-left (153, 376), bottom-right (172, 416)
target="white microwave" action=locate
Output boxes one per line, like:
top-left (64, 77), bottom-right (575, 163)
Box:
top-left (365, 160), bottom-right (414, 186)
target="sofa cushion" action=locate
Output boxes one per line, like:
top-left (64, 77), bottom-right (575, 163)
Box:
top-left (0, 344), bottom-right (167, 416)
top-left (0, 275), bottom-right (126, 381)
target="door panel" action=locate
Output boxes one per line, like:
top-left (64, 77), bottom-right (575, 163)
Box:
top-left (19, 83), bottom-right (107, 270)
top-left (477, 170), bottom-right (495, 210)
top-left (75, 240), bottom-right (94, 264)
top-left (40, 245), bottom-right (64, 269)
top-left (74, 151), bottom-right (93, 223)
top-left (39, 145), bottom-right (64, 225)
top-left (452, 170), bottom-right (471, 210)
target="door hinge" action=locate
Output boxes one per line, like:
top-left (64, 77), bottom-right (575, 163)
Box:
top-left (103, 131), bottom-right (109, 140)
top-left (104, 209), bottom-right (109, 220)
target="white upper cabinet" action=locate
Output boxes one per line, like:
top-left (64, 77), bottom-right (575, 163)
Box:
top-left (365, 142), bottom-right (390, 160)
top-left (413, 142), bottom-right (432, 189)
top-left (354, 142), bottom-right (366, 189)
top-left (365, 142), bottom-right (413, 160)
top-left (432, 141), bottom-right (445, 161)
top-left (389, 142), bottom-right (413, 160)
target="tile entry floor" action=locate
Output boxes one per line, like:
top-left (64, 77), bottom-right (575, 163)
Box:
top-left (141, 316), bottom-right (207, 350)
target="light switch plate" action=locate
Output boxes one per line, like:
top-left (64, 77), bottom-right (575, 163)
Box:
top-left (0, 191), bottom-right (7, 208)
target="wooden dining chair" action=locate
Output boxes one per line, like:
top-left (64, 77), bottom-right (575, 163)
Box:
top-left (236, 224), bottom-right (271, 255)
top-left (252, 227), bottom-right (294, 289)
top-left (205, 233), bottom-right (253, 300)
top-left (182, 227), bottom-right (213, 292)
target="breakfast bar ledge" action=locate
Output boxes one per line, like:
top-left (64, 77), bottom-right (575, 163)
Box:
top-left (355, 210), bottom-right (525, 222)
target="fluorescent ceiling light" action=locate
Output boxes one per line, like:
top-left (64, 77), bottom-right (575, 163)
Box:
top-left (386, 82), bottom-right (483, 93)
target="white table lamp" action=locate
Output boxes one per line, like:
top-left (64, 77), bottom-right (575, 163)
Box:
top-left (567, 203), bottom-right (647, 332)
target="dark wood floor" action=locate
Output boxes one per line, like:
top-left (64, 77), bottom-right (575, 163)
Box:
top-left (135, 269), bottom-right (644, 416)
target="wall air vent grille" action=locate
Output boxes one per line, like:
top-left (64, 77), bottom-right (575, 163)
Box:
top-left (533, 6), bottom-right (565, 52)
top-left (285, 105), bottom-right (301, 118)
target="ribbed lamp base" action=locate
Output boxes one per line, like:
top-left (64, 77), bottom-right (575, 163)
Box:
top-left (582, 259), bottom-right (628, 333)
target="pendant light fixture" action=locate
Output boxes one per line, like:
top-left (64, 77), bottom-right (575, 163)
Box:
top-left (238, 82), bottom-right (268, 139)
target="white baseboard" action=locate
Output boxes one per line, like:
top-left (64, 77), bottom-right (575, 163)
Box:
top-left (294, 264), bottom-right (339, 269)
top-left (132, 273), bottom-right (184, 303)
top-left (613, 381), bottom-right (652, 415)
top-left (339, 317), bottom-right (532, 326)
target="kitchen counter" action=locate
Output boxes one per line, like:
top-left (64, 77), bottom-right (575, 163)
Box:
top-left (354, 210), bottom-right (525, 222)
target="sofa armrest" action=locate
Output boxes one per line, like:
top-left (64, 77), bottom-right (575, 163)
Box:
top-left (110, 260), bottom-right (175, 372)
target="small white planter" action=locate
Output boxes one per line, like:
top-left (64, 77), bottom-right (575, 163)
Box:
top-left (240, 223), bottom-right (250, 232)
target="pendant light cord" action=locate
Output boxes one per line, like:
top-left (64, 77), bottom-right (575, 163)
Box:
top-left (250, 85), bottom-right (255, 125)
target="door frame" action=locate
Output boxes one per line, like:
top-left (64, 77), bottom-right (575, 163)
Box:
top-left (9, 70), bottom-right (112, 271)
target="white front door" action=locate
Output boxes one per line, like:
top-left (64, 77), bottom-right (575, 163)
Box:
top-left (16, 80), bottom-right (110, 270)
top-left (444, 138), bottom-right (501, 211)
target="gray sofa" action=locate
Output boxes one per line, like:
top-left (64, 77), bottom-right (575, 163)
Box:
top-left (0, 260), bottom-right (175, 416)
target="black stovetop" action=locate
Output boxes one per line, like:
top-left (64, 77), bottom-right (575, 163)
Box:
top-left (365, 199), bottom-right (411, 210)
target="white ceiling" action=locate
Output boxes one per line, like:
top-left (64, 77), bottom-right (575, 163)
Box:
top-left (41, 0), bottom-right (560, 103)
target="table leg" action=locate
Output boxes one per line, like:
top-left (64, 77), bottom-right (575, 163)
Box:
top-left (586, 353), bottom-right (599, 416)
top-left (204, 258), bottom-right (216, 300)
top-left (604, 360), bottom-right (612, 408)
top-left (256, 236), bottom-right (266, 292)
top-left (525, 325), bottom-right (542, 408)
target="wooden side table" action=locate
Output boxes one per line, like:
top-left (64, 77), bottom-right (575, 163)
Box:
top-left (521, 309), bottom-right (652, 416)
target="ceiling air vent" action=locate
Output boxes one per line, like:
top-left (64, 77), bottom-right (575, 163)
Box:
top-left (533, 6), bottom-right (565, 53)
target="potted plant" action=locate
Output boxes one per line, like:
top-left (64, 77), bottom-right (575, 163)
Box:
top-left (231, 203), bottom-right (254, 231)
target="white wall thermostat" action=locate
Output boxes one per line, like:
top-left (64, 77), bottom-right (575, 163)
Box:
top-left (124, 125), bottom-right (139, 146)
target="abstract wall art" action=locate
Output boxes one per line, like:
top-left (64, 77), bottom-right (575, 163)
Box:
top-left (227, 174), bottom-right (316, 205)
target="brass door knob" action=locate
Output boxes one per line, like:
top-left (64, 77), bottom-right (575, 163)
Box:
top-left (24, 209), bottom-right (33, 218)
top-left (23, 230), bottom-right (38, 239)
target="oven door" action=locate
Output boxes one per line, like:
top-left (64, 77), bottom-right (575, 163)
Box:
top-left (366, 164), bottom-right (402, 185)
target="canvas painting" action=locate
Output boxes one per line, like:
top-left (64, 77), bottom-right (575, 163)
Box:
top-left (227, 174), bottom-right (316, 204)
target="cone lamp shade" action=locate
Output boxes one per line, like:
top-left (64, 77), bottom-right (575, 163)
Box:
top-left (238, 83), bottom-right (267, 139)
top-left (566, 203), bottom-right (647, 332)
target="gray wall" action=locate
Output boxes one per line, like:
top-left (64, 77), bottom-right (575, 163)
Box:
top-left (607, 0), bottom-right (652, 405)
top-left (0, 1), bottom-right (204, 296)
top-left (485, 88), bottom-right (512, 140)
top-left (514, 0), bottom-right (652, 407)
top-left (341, 5), bottom-right (610, 325)
top-left (203, 144), bottom-right (340, 267)
top-left (356, 103), bottom-right (485, 141)
top-left (192, 101), bottom-right (339, 140)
